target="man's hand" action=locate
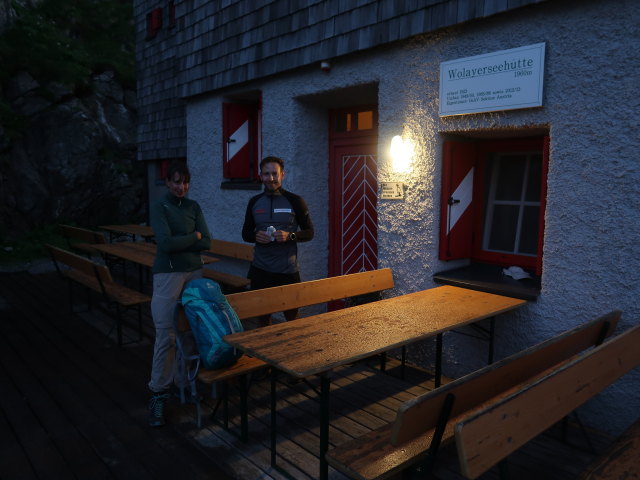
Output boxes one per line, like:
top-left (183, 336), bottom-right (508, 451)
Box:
top-left (256, 230), bottom-right (290, 243)
top-left (195, 231), bottom-right (202, 240)
top-left (273, 230), bottom-right (290, 242)
top-left (255, 230), bottom-right (273, 244)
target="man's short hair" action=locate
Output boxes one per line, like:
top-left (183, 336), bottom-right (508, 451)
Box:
top-left (260, 156), bottom-right (285, 171)
top-left (166, 161), bottom-right (191, 183)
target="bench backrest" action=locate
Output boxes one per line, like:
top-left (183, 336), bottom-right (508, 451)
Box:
top-left (225, 268), bottom-right (394, 320)
top-left (391, 310), bottom-right (621, 446)
top-left (209, 239), bottom-right (254, 261)
top-left (176, 268), bottom-right (394, 334)
top-left (60, 224), bottom-right (106, 245)
top-left (47, 244), bottom-right (113, 287)
top-left (455, 323), bottom-right (640, 479)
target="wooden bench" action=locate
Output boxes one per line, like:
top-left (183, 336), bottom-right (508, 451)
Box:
top-left (326, 310), bottom-right (623, 480)
top-left (201, 239), bottom-right (254, 292)
top-left (577, 416), bottom-right (640, 480)
top-left (47, 244), bottom-right (150, 347)
top-left (59, 224), bottom-right (107, 256)
top-left (455, 321), bottom-right (640, 479)
top-left (99, 223), bottom-right (155, 242)
top-left (175, 268), bottom-right (395, 437)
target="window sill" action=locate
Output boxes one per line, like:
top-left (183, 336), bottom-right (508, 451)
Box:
top-left (220, 180), bottom-right (262, 190)
top-left (433, 262), bottom-right (540, 301)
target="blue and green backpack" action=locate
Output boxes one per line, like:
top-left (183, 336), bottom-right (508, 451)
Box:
top-left (181, 278), bottom-right (244, 369)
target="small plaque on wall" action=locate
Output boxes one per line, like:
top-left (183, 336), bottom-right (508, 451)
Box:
top-left (380, 182), bottom-right (404, 200)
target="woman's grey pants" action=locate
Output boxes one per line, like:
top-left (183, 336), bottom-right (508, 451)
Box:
top-left (148, 269), bottom-right (202, 393)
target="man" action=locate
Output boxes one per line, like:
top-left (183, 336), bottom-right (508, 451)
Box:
top-left (148, 161), bottom-right (211, 427)
top-left (242, 156), bottom-right (314, 326)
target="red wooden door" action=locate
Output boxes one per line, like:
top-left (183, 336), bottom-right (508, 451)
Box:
top-left (328, 106), bottom-right (378, 278)
top-left (329, 143), bottom-right (378, 276)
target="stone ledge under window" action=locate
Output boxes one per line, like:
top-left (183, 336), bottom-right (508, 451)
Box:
top-left (433, 262), bottom-right (540, 301)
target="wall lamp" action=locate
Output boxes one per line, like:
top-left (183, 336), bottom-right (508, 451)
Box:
top-left (390, 135), bottom-right (414, 173)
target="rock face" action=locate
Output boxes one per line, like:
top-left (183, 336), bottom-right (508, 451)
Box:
top-left (0, 69), bottom-right (143, 234)
top-left (0, 0), bottom-right (143, 235)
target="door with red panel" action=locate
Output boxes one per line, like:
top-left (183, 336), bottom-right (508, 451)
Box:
top-left (328, 106), bottom-right (378, 279)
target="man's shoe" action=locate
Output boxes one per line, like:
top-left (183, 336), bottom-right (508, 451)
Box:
top-left (148, 391), bottom-right (170, 427)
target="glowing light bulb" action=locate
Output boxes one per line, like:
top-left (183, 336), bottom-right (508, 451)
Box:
top-left (390, 135), bottom-right (413, 173)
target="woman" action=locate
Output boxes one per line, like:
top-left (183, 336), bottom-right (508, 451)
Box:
top-left (147, 161), bottom-right (211, 427)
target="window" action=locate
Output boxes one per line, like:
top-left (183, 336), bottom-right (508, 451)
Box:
top-left (222, 101), bottom-right (261, 182)
top-left (439, 137), bottom-right (548, 275)
top-left (331, 107), bottom-right (377, 135)
top-left (146, 8), bottom-right (162, 39)
top-left (158, 159), bottom-right (170, 182)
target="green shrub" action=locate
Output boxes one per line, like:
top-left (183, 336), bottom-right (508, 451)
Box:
top-left (0, 222), bottom-right (67, 266)
top-left (0, 0), bottom-right (135, 132)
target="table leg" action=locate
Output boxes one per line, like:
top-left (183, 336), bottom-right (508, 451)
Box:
top-left (435, 333), bottom-right (443, 388)
top-left (319, 373), bottom-right (331, 480)
top-left (270, 368), bottom-right (277, 467)
top-left (269, 369), bottom-right (323, 479)
top-left (488, 316), bottom-right (496, 364)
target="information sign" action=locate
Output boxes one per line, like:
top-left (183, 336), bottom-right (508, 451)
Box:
top-left (439, 43), bottom-right (545, 116)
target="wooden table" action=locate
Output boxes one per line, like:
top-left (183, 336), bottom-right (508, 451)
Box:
top-left (100, 224), bottom-right (155, 242)
top-left (94, 242), bottom-right (157, 268)
top-left (224, 285), bottom-right (527, 479)
top-left (94, 242), bottom-right (217, 268)
top-left (93, 242), bottom-right (217, 289)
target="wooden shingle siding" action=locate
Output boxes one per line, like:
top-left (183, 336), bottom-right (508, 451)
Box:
top-left (135, 0), bottom-right (186, 161)
top-left (134, 0), bottom-right (547, 161)
top-left (176, 0), bottom-right (549, 97)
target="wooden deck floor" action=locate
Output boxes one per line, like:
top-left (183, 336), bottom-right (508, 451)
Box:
top-left (0, 268), bottom-right (615, 480)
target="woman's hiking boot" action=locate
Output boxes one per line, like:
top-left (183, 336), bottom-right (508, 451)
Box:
top-left (148, 391), bottom-right (170, 427)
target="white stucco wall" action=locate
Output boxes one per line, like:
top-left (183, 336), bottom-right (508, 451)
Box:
top-left (186, 0), bottom-right (639, 435)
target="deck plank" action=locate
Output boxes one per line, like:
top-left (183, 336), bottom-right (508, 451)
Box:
top-left (0, 270), bottom-right (617, 480)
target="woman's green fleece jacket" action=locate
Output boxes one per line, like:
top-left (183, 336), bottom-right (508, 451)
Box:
top-left (150, 193), bottom-right (212, 274)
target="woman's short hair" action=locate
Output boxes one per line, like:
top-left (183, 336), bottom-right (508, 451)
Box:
top-left (166, 161), bottom-right (191, 183)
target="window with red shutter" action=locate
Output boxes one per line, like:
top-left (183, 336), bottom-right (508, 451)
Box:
top-left (222, 101), bottom-right (261, 182)
top-left (158, 159), bottom-right (170, 182)
top-left (439, 136), bottom-right (548, 276)
top-left (146, 8), bottom-right (162, 39)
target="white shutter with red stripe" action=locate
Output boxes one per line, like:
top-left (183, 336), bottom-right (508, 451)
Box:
top-left (223, 102), bottom-right (258, 179)
top-left (439, 141), bottom-right (476, 260)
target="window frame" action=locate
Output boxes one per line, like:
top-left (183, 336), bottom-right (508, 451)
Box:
top-left (439, 136), bottom-right (548, 275)
top-left (472, 137), bottom-right (546, 270)
top-left (328, 105), bottom-right (378, 140)
top-left (480, 151), bottom-right (541, 256)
